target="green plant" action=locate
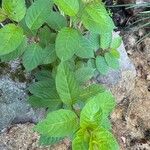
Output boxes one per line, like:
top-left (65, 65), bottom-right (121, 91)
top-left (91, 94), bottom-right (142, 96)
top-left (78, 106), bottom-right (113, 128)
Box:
top-left (0, 0), bottom-right (122, 149)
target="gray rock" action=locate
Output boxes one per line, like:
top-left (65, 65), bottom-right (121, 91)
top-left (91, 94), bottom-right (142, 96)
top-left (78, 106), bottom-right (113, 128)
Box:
top-left (96, 32), bottom-right (136, 103)
top-left (0, 76), bottom-right (45, 132)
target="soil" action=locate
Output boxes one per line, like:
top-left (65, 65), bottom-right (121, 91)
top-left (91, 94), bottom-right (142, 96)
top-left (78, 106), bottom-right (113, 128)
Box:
top-left (111, 30), bottom-right (150, 150)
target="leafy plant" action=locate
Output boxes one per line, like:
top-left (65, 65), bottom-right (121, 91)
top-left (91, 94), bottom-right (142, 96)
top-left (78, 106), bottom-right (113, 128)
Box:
top-left (0, 0), bottom-right (122, 149)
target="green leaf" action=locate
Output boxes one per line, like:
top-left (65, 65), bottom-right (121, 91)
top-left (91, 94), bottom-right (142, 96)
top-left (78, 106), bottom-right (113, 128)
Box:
top-left (87, 59), bottom-right (96, 69)
top-left (54, 0), bottom-right (79, 16)
top-left (110, 36), bottom-right (122, 49)
top-left (0, 8), bottom-right (7, 22)
top-left (82, 3), bottom-right (115, 34)
top-left (35, 109), bottom-right (79, 137)
top-left (80, 98), bottom-right (102, 128)
top-left (75, 38), bottom-right (94, 58)
top-left (105, 52), bottom-right (119, 69)
top-left (0, 24), bottom-right (24, 56)
top-left (19, 18), bottom-right (37, 36)
top-left (96, 56), bottom-right (109, 75)
top-left (56, 27), bottom-right (81, 61)
top-left (72, 129), bottom-right (89, 150)
top-left (92, 127), bottom-right (119, 150)
top-left (92, 91), bottom-right (116, 116)
top-left (42, 44), bottom-right (57, 65)
top-left (46, 12), bottom-right (67, 31)
top-left (110, 49), bottom-right (120, 59)
top-left (56, 62), bottom-right (80, 105)
top-left (100, 32), bottom-right (112, 49)
top-left (2, 0), bottom-right (26, 22)
top-left (39, 135), bottom-right (63, 146)
top-left (34, 70), bottom-right (51, 81)
top-left (38, 26), bottom-right (53, 48)
top-left (86, 32), bottom-right (100, 50)
top-left (1, 37), bottom-right (27, 62)
top-left (28, 95), bottom-right (62, 111)
top-left (25, 0), bottom-right (53, 30)
top-left (79, 84), bottom-right (105, 101)
top-left (75, 67), bottom-right (95, 84)
top-left (22, 43), bottom-right (44, 71)
top-left (100, 115), bottom-right (112, 130)
top-left (28, 80), bottom-right (56, 99)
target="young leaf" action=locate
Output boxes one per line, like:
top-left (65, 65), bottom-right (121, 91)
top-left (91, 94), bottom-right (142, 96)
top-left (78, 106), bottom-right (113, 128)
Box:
top-left (41, 44), bottom-right (57, 65)
top-left (28, 95), bottom-right (62, 111)
top-left (82, 3), bottom-right (115, 34)
top-left (54, 0), bottom-right (79, 16)
top-left (92, 127), bottom-right (119, 150)
top-left (75, 67), bottom-right (95, 84)
top-left (105, 52), bottom-right (119, 69)
top-left (0, 8), bottom-right (7, 22)
top-left (92, 91), bottom-right (116, 116)
top-left (56, 27), bottom-right (81, 61)
top-left (79, 84), bottom-right (105, 101)
top-left (2, 0), bottom-right (26, 22)
top-left (39, 135), bottom-right (63, 146)
top-left (1, 37), bottom-right (27, 62)
top-left (25, 0), bottom-right (53, 30)
top-left (35, 109), bottom-right (79, 137)
top-left (110, 49), bottom-right (120, 59)
top-left (56, 62), bottom-right (80, 105)
top-left (80, 98), bottom-right (102, 128)
top-left (75, 38), bottom-right (94, 58)
top-left (46, 12), bottom-right (67, 31)
top-left (96, 56), bottom-right (109, 75)
top-left (110, 36), bottom-right (122, 49)
top-left (0, 24), bottom-right (24, 56)
top-left (72, 129), bottom-right (89, 150)
top-left (22, 43), bottom-right (44, 71)
top-left (100, 32), bottom-right (112, 49)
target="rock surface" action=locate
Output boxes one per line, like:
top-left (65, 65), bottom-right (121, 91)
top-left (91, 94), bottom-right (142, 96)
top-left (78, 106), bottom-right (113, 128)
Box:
top-left (0, 62), bottom-right (45, 132)
top-left (96, 32), bottom-right (136, 103)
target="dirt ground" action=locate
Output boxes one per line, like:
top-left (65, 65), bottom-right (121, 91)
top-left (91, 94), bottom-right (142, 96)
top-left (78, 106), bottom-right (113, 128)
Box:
top-left (111, 30), bottom-right (150, 150)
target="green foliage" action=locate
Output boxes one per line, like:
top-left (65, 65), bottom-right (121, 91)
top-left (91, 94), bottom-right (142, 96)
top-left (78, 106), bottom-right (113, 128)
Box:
top-left (2, 0), bottom-right (26, 22)
top-left (25, 0), bottom-right (53, 30)
top-left (56, 62), bottom-right (80, 105)
top-left (105, 52), bottom-right (119, 69)
top-left (46, 12), bottom-right (67, 31)
top-left (0, 0), bottom-right (120, 149)
top-left (96, 56), bottom-right (109, 75)
top-left (54, 0), bottom-right (79, 16)
top-left (0, 8), bottom-right (7, 22)
top-left (0, 24), bottom-right (24, 56)
top-left (81, 3), bottom-right (115, 34)
top-left (1, 37), bottom-right (27, 61)
top-left (39, 135), bottom-right (63, 146)
top-left (22, 43), bottom-right (44, 71)
top-left (34, 109), bottom-right (79, 137)
top-left (75, 66), bottom-right (95, 84)
top-left (55, 27), bottom-right (81, 61)
top-left (90, 127), bottom-right (119, 150)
